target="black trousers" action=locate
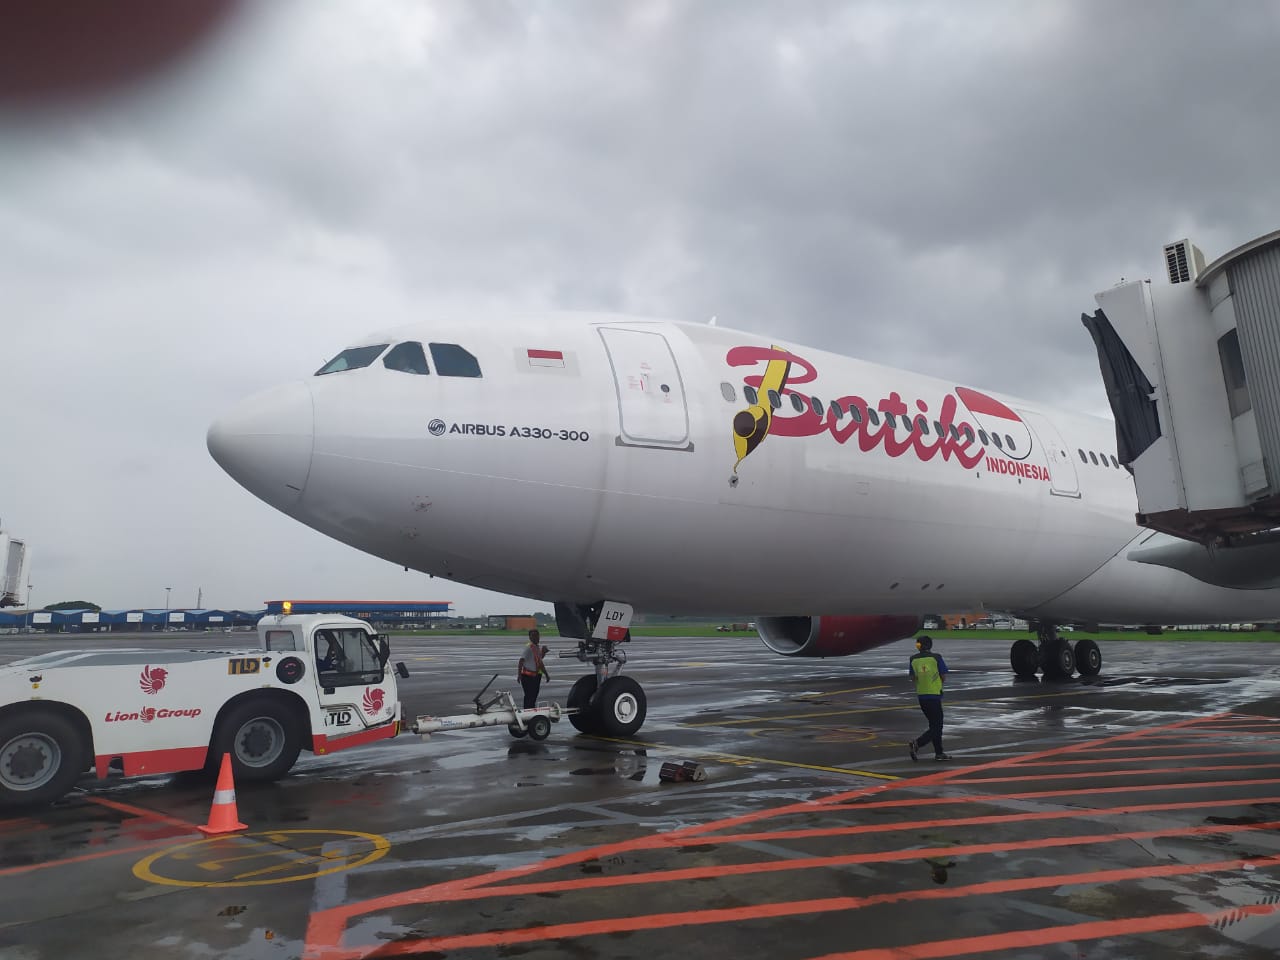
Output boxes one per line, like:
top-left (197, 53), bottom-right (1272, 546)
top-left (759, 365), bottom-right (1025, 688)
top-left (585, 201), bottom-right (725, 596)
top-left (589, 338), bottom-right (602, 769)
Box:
top-left (520, 673), bottom-right (542, 709)
top-left (914, 697), bottom-right (944, 755)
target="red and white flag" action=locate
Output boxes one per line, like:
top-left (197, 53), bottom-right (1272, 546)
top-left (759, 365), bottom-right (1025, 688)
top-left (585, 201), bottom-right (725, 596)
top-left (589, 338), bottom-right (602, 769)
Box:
top-left (527, 349), bottom-right (565, 368)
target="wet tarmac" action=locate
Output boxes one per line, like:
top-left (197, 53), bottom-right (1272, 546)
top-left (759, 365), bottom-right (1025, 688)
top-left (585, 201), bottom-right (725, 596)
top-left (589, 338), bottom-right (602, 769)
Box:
top-left (3, 631), bottom-right (1280, 959)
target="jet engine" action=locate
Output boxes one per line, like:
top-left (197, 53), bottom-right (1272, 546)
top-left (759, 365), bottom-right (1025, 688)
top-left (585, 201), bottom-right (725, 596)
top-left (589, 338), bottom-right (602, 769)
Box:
top-left (756, 615), bottom-right (922, 657)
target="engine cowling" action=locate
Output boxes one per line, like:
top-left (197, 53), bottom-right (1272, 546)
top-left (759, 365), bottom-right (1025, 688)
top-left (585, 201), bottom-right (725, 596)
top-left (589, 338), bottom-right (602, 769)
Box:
top-left (757, 615), bottom-right (922, 657)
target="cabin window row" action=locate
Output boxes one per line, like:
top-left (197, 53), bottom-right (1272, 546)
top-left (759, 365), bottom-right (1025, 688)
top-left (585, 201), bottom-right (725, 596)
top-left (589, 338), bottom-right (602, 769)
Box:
top-left (719, 382), bottom-right (1018, 450)
top-left (1079, 448), bottom-right (1122, 469)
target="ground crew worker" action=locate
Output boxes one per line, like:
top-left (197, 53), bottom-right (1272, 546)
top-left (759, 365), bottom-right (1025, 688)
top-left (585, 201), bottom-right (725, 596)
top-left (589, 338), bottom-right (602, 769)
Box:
top-left (908, 635), bottom-right (951, 761)
top-left (517, 629), bottom-right (550, 709)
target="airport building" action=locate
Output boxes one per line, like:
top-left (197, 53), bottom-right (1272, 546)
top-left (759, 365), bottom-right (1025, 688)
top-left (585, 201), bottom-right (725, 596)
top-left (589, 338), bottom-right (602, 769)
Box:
top-left (0, 608), bottom-right (264, 632)
top-left (0, 601), bottom-right (455, 632)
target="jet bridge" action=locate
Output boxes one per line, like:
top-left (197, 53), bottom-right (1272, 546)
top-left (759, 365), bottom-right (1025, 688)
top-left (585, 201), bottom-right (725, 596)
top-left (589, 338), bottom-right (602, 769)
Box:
top-left (1083, 230), bottom-right (1280, 589)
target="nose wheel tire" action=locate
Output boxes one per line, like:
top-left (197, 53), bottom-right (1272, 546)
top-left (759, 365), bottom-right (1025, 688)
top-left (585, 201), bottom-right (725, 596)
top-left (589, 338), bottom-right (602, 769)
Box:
top-left (567, 675), bottom-right (600, 733)
top-left (596, 676), bottom-right (647, 738)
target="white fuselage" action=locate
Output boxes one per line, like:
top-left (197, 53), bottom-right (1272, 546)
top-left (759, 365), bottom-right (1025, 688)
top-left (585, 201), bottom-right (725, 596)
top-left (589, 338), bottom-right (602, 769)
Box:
top-left (208, 314), bottom-right (1280, 625)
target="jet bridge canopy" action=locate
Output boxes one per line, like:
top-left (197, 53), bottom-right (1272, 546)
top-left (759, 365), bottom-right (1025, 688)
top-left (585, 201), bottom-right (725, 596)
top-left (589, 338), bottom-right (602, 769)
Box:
top-left (1085, 230), bottom-right (1280, 549)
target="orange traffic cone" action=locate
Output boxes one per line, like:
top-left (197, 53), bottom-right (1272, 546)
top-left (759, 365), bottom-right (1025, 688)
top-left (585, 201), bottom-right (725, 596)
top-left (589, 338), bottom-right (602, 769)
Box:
top-left (198, 753), bottom-right (248, 835)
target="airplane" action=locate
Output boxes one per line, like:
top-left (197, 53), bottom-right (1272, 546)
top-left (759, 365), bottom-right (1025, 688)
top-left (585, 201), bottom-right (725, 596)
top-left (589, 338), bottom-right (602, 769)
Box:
top-left (207, 298), bottom-right (1280, 739)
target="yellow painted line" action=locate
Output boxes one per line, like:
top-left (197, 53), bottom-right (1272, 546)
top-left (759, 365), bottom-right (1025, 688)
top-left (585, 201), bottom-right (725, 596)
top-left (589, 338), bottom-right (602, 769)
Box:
top-left (133, 830), bottom-right (389, 888)
top-left (800, 684), bottom-right (891, 698)
top-left (585, 736), bottom-right (900, 781)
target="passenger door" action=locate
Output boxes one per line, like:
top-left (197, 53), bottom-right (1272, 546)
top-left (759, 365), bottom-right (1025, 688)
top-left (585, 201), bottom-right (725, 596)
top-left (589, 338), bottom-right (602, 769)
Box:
top-left (598, 326), bottom-right (693, 449)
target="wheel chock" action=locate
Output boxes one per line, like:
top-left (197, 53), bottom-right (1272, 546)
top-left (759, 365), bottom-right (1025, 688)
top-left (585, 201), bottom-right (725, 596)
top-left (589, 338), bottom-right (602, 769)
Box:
top-left (658, 760), bottom-right (706, 783)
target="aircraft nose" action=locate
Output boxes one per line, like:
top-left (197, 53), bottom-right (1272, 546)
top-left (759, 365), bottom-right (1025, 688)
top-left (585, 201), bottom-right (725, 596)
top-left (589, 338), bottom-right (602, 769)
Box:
top-left (207, 381), bottom-right (315, 510)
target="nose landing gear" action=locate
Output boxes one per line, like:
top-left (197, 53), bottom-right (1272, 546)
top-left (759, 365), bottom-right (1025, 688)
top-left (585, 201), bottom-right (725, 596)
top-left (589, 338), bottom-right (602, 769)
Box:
top-left (556, 601), bottom-right (648, 738)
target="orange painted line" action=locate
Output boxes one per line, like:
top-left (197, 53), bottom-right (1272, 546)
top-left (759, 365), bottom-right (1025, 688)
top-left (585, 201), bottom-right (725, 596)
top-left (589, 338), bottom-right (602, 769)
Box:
top-left (998, 749), bottom-right (1272, 767)
top-left (398, 820), bottom-right (1280, 904)
top-left (85, 796), bottom-right (201, 832)
top-left (319, 853), bottom-right (1280, 956)
top-left (685, 796), bottom-right (1280, 847)
top-left (828, 777), bottom-right (1280, 811)
top-left (302, 711), bottom-right (1231, 957)
top-left (996, 776), bottom-right (1280, 801)
top-left (809, 901), bottom-right (1280, 960)
top-left (0, 817), bottom-right (48, 834)
top-left (951, 761), bottom-right (1280, 784)
top-left (1141, 732), bottom-right (1269, 742)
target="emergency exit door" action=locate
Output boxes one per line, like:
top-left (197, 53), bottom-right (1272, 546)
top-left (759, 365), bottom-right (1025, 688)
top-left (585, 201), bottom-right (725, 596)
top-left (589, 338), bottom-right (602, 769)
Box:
top-left (1019, 409), bottom-right (1081, 498)
top-left (598, 327), bottom-right (692, 449)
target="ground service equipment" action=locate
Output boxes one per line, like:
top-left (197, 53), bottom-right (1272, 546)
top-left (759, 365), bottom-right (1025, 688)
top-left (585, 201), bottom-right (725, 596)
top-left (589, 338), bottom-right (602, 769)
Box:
top-left (0, 614), bottom-right (408, 807)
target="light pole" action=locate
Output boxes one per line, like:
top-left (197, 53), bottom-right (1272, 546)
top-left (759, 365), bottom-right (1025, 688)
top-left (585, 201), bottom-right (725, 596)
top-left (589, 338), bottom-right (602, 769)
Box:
top-left (165, 586), bottom-right (172, 610)
top-left (25, 584), bottom-right (32, 633)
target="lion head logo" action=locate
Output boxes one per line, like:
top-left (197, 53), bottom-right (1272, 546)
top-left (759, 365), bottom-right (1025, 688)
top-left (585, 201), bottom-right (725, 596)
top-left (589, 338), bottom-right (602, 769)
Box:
top-left (363, 688), bottom-right (385, 714)
top-left (140, 707), bottom-right (156, 723)
top-left (139, 665), bottom-right (168, 695)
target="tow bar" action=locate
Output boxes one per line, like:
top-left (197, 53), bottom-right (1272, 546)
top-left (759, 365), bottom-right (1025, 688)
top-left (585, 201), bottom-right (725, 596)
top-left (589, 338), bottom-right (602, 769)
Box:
top-left (411, 674), bottom-right (575, 742)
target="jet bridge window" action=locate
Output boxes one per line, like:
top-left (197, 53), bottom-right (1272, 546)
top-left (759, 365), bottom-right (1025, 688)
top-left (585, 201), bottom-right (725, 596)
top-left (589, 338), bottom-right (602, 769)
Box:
top-left (720, 382), bottom-right (736, 401)
top-left (383, 341), bottom-right (430, 375)
top-left (315, 344), bottom-right (389, 376)
top-left (1218, 329), bottom-right (1252, 418)
top-left (743, 385), bottom-right (759, 405)
top-left (429, 343), bottom-right (482, 378)
top-left (315, 628), bottom-right (385, 687)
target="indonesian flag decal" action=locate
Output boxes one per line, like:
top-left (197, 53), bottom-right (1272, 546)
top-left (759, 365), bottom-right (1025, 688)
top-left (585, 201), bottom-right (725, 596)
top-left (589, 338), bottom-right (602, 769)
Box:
top-left (527, 348), bottom-right (565, 368)
top-left (955, 387), bottom-right (1033, 461)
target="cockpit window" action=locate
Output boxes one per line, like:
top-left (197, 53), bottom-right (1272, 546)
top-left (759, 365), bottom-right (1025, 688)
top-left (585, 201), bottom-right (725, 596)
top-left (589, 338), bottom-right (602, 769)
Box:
top-left (429, 343), bottom-right (482, 378)
top-left (383, 341), bottom-right (431, 375)
top-left (315, 344), bottom-right (389, 376)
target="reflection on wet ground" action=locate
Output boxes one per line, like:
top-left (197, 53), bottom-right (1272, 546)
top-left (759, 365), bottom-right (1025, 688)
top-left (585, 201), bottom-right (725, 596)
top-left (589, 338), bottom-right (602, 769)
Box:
top-left (2, 634), bottom-right (1280, 958)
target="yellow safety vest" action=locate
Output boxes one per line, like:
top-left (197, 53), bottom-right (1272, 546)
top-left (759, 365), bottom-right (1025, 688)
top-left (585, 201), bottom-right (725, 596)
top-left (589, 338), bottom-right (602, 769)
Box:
top-left (911, 653), bottom-right (944, 696)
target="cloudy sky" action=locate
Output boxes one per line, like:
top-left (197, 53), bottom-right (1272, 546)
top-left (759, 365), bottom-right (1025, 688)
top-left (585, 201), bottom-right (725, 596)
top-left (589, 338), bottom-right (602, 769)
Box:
top-left (4, 1), bottom-right (1279, 615)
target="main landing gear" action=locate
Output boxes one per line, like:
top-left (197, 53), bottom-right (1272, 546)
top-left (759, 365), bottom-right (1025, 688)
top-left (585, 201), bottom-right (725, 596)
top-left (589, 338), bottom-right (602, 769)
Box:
top-left (555, 602), bottom-right (648, 738)
top-left (1010, 623), bottom-right (1103, 682)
